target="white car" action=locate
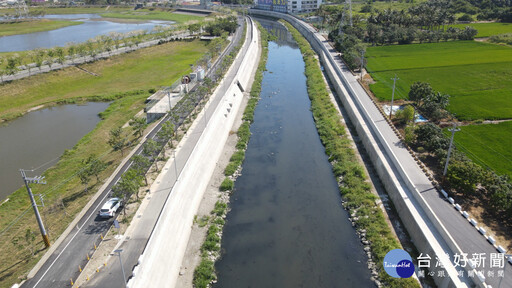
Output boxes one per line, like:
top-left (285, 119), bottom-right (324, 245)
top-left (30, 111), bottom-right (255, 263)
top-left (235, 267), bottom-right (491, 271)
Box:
top-left (99, 198), bottom-right (121, 218)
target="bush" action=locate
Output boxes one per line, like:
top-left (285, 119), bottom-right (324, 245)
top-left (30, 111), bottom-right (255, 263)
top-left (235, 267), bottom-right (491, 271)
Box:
top-left (458, 14), bottom-right (473, 22)
top-left (219, 177), bottom-right (234, 191)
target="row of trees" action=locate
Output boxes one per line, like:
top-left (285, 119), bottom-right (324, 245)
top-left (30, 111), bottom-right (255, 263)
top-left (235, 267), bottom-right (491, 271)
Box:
top-left (77, 15), bottom-right (241, 216)
top-left (318, 0), bottom-right (481, 70)
top-left (0, 16), bottom-right (238, 82)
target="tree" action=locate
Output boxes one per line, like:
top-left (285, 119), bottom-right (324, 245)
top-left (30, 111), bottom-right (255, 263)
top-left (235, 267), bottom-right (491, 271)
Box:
top-left (67, 44), bottom-right (76, 64)
top-left (188, 23), bottom-right (202, 35)
top-left (85, 155), bottom-right (107, 182)
top-left (446, 159), bottom-right (485, 195)
top-left (203, 77), bottom-right (214, 94)
top-left (108, 127), bottom-right (128, 156)
top-left (45, 49), bottom-right (55, 69)
top-left (395, 105), bottom-right (415, 124)
top-left (414, 123), bottom-right (449, 152)
top-left (131, 155), bottom-right (151, 185)
top-left (129, 116), bottom-right (148, 138)
top-left (422, 91), bottom-right (450, 121)
top-left (55, 47), bottom-right (65, 66)
top-left (6, 55), bottom-right (20, 77)
top-left (408, 82), bottom-right (434, 107)
top-left (32, 49), bottom-right (45, 72)
top-left (157, 121), bottom-right (175, 148)
top-left (0, 57), bottom-right (4, 82)
top-left (112, 169), bottom-right (143, 212)
top-left (77, 166), bottom-right (91, 192)
top-left (143, 139), bottom-right (161, 171)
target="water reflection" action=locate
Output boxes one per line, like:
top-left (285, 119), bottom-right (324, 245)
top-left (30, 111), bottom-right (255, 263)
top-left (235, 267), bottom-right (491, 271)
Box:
top-left (0, 102), bottom-right (109, 200)
top-left (213, 21), bottom-right (372, 287)
top-left (0, 14), bottom-right (173, 52)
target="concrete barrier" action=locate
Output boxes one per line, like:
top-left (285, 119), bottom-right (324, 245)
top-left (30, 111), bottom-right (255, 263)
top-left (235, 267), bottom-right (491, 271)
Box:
top-left (129, 17), bottom-right (259, 288)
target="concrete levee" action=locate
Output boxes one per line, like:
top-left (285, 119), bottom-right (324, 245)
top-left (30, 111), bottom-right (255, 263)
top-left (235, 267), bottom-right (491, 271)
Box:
top-left (250, 10), bottom-right (484, 288)
top-left (127, 17), bottom-right (259, 288)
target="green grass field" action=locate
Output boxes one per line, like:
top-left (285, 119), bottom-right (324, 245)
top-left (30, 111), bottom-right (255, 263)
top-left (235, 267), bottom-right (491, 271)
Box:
top-left (102, 10), bottom-right (204, 23)
top-left (0, 19), bottom-right (81, 37)
top-left (450, 121), bottom-right (512, 177)
top-left (366, 41), bottom-right (512, 120)
top-left (449, 22), bottom-right (512, 38)
top-left (0, 39), bottom-right (208, 121)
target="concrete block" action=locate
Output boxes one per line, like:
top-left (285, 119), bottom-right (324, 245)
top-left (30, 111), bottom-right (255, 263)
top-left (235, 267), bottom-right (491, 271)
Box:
top-left (441, 189), bottom-right (448, 198)
top-left (455, 204), bottom-right (461, 211)
top-left (448, 197), bottom-right (455, 204)
top-left (470, 219), bottom-right (478, 226)
top-left (462, 211), bottom-right (469, 218)
top-left (478, 227), bottom-right (486, 235)
top-left (497, 246), bottom-right (507, 253)
top-left (138, 254), bottom-right (144, 265)
top-left (487, 236), bottom-right (496, 245)
top-left (508, 256), bottom-right (512, 265)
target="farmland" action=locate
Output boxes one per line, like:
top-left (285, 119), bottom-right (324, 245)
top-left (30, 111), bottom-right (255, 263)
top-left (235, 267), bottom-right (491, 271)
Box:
top-left (366, 40), bottom-right (512, 120)
top-left (449, 22), bottom-right (512, 38)
top-left (452, 121), bottom-right (512, 178)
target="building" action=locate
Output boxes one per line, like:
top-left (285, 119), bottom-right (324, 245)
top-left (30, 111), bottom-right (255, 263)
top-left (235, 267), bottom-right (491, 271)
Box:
top-left (255, 0), bottom-right (321, 14)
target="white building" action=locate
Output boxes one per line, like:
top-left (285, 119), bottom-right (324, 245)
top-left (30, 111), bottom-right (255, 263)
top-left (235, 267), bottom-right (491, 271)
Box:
top-left (288, 0), bottom-right (321, 14)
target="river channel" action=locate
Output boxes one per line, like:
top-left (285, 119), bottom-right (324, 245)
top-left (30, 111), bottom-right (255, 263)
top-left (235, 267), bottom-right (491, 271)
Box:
top-left (213, 21), bottom-right (372, 287)
top-left (0, 14), bottom-right (173, 52)
top-left (0, 102), bottom-right (109, 201)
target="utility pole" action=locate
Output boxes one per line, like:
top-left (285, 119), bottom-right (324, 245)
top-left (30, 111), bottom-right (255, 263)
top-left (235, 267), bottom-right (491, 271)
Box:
top-left (360, 50), bottom-right (365, 81)
top-left (20, 169), bottom-right (51, 248)
top-left (167, 90), bottom-right (172, 113)
top-left (347, 0), bottom-right (353, 27)
top-left (443, 123), bottom-right (460, 177)
top-left (390, 74), bottom-right (399, 119)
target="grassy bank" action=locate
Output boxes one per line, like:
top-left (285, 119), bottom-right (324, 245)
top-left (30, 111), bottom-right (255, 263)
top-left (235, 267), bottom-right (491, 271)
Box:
top-left (102, 9), bottom-right (204, 23)
top-left (193, 23), bottom-right (269, 288)
top-left (0, 39), bottom-right (208, 288)
top-left (0, 91), bottom-right (148, 288)
top-left (283, 21), bottom-right (419, 287)
top-left (0, 39), bottom-right (208, 122)
top-left (0, 19), bottom-right (82, 37)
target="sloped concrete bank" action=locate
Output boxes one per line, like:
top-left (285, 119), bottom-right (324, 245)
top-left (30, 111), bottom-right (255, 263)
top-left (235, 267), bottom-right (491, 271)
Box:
top-left (249, 9), bottom-right (483, 288)
top-left (127, 17), bottom-right (259, 288)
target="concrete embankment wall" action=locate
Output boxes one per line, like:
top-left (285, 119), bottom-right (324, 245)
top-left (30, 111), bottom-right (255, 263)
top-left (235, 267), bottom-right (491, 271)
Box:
top-left (128, 17), bottom-right (259, 288)
top-left (249, 10), bottom-right (484, 288)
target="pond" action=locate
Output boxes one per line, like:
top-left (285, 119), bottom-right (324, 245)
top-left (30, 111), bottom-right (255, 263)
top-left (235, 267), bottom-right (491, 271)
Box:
top-left (0, 102), bottom-right (110, 201)
top-left (0, 14), bottom-right (173, 52)
top-left (213, 20), bottom-right (373, 287)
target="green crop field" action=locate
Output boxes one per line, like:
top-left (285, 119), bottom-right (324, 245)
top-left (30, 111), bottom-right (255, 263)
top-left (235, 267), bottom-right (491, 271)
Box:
top-left (0, 19), bottom-right (81, 37)
top-left (450, 121), bottom-right (512, 177)
top-left (449, 22), bottom-right (512, 38)
top-left (366, 40), bottom-right (512, 120)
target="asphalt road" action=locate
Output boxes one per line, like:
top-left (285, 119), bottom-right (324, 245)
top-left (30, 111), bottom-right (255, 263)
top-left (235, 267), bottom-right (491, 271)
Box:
top-left (319, 25), bottom-right (512, 288)
top-left (21, 18), bottom-right (246, 288)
